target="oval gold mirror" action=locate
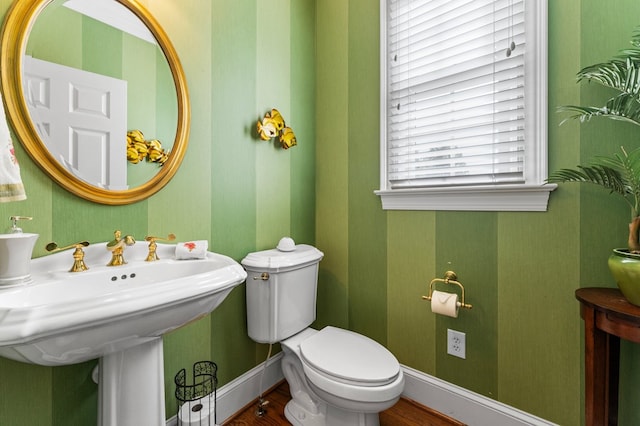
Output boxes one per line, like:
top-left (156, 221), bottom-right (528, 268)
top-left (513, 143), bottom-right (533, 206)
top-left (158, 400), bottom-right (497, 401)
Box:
top-left (0, 0), bottom-right (190, 205)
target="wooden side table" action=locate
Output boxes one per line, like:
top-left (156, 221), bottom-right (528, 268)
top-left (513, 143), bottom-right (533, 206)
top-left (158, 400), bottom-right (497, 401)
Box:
top-left (575, 287), bottom-right (640, 426)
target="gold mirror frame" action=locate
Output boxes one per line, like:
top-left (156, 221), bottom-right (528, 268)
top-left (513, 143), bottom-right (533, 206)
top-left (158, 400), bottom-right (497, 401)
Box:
top-left (0, 0), bottom-right (190, 205)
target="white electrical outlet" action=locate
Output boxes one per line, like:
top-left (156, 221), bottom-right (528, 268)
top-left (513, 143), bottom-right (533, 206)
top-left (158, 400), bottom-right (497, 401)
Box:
top-left (447, 329), bottom-right (466, 359)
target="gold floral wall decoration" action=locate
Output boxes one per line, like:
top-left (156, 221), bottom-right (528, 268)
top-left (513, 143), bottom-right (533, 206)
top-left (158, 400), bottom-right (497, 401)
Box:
top-left (256, 108), bottom-right (297, 149)
top-left (126, 130), bottom-right (169, 165)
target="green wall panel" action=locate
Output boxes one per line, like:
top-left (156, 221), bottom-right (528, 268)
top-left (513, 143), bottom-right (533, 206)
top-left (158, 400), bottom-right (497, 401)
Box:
top-left (82, 17), bottom-right (121, 79)
top-left (256, 0), bottom-right (292, 250)
top-left (0, 360), bottom-right (52, 425)
top-left (497, 205), bottom-right (580, 425)
top-left (209, 0), bottom-right (259, 377)
top-left (290, 0), bottom-right (316, 245)
top-left (52, 362), bottom-right (97, 426)
top-left (315, 0), bottom-right (349, 330)
top-left (347, 0), bottom-right (388, 344)
top-left (387, 210), bottom-right (437, 374)
top-left (434, 212), bottom-right (497, 398)
top-left (26, 4), bottom-right (81, 67)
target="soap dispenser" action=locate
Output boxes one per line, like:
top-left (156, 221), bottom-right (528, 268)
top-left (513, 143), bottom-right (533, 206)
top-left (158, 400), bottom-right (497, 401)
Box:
top-left (0, 216), bottom-right (39, 287)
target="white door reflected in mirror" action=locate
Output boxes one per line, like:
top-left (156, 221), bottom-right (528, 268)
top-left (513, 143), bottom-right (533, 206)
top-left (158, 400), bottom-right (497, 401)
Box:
top-left (24, 55), bottom-right (128, 190)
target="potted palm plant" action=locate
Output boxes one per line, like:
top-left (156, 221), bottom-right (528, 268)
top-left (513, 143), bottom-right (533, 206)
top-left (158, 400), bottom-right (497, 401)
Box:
top-left (548, 27), bottom-right (640, 306)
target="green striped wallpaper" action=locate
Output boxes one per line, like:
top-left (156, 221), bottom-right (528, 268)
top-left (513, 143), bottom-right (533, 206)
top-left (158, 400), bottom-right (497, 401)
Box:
top-left (1, 0), bottom-right (640, 425)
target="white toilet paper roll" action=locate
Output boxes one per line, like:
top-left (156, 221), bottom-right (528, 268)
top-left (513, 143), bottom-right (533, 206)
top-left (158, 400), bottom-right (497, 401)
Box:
top-left (431, 290), bottom-right (459, 318)
top-left (178, 396), bottom-right (217, 426)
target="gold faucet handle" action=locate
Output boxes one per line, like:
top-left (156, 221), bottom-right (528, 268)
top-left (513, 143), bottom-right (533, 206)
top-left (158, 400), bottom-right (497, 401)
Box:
top-left (46, 241), bottom-right (90, 252)
top-left (144, 233), bottom-right (176, 261)
top-left (45, 241), bottom-right (90, 272)
top-left (144, 233), bottom-right (176, 243)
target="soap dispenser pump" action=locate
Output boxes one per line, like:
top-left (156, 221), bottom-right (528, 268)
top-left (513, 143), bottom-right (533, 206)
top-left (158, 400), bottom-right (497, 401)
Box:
top-left (0, 216), bottom-right (39, 287)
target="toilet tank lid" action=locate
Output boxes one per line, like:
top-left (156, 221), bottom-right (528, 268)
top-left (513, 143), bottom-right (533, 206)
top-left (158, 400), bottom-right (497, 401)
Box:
top-left (241, 244), bottom-right (324, 271)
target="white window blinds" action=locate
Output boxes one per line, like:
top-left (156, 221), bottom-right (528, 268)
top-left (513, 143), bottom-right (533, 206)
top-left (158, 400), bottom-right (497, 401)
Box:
top-left (386, 0), bottom-right (526, 189)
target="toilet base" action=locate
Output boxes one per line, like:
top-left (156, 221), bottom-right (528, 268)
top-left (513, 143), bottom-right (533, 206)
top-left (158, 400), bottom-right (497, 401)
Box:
top-left (284, 398), bottom-right (380, 426)
top-left (284, 399), bottom-right (326, 426)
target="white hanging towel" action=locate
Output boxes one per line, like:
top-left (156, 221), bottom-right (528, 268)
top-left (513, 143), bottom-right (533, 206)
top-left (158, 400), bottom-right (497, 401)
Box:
top-left (0, 97), bottom-right (26, 202)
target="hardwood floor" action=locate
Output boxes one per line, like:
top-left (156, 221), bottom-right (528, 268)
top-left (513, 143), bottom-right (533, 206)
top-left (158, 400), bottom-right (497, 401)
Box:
top-left (222, 381), bottom-right (465, 426)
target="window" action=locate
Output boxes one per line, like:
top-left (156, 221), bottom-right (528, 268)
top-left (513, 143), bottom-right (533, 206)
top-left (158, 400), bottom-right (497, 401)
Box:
top-left (377, 0), bottom-right (554, 211)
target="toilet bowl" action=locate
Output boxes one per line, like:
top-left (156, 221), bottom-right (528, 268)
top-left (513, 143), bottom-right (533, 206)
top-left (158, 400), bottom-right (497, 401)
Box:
top-left (242, 240), bottom-right (405, 425)
top-left (280, 327), bottom-right (404, 426)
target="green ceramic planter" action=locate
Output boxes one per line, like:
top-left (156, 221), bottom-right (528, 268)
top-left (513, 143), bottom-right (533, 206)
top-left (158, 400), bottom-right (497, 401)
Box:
top-left (608, 249), bottom-right (640, 306)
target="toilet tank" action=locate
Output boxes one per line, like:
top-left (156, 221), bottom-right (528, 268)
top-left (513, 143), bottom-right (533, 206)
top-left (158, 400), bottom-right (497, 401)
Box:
top-left (242, 243), bottom-right (324, 344)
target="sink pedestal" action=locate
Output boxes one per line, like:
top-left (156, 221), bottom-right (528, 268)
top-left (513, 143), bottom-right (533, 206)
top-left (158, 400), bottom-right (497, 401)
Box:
top-left (98, 338), bottom-right (165, 426)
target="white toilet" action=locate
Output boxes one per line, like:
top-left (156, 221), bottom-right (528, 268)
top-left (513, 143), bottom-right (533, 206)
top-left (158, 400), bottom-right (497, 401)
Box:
top-left (242, 238), bottom-right (404, 426)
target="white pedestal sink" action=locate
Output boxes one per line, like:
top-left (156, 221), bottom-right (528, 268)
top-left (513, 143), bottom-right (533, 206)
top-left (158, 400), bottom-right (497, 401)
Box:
top-left (0, 242), bottom-right (247, 426)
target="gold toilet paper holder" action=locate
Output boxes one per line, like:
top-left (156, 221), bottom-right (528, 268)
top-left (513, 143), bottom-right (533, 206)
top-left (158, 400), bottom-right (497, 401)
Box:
top-left (421, 270), bottom-right (473, 310)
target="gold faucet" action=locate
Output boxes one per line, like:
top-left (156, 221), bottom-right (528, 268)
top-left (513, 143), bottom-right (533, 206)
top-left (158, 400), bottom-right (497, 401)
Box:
top-left (46, 241), bottom-right (90, 272)
top-left (144, 233), bottom-right (176, 261)
top-left (106, 230), bottom-right (136, 266)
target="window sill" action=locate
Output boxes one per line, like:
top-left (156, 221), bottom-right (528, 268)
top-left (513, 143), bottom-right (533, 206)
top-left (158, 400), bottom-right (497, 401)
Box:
top-left (375, 184), bottom-right (557, 212)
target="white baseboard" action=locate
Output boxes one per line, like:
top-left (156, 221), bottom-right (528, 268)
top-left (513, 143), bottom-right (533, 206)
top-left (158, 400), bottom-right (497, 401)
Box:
top-left (167, 357), bottom-right (556, 426)
top-left (401, 365), bottom-right (557, 426)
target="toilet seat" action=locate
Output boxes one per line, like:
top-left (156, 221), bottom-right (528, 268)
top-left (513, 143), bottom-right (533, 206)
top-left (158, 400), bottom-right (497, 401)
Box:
top-left (300, 326), bottom-right (400, 387)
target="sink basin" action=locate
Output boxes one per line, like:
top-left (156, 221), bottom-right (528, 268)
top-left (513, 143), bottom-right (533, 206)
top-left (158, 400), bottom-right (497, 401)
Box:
top-left (0, 241), bottom-right (247, 425)
top-left (0, 242), bottom-right (246, 365)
